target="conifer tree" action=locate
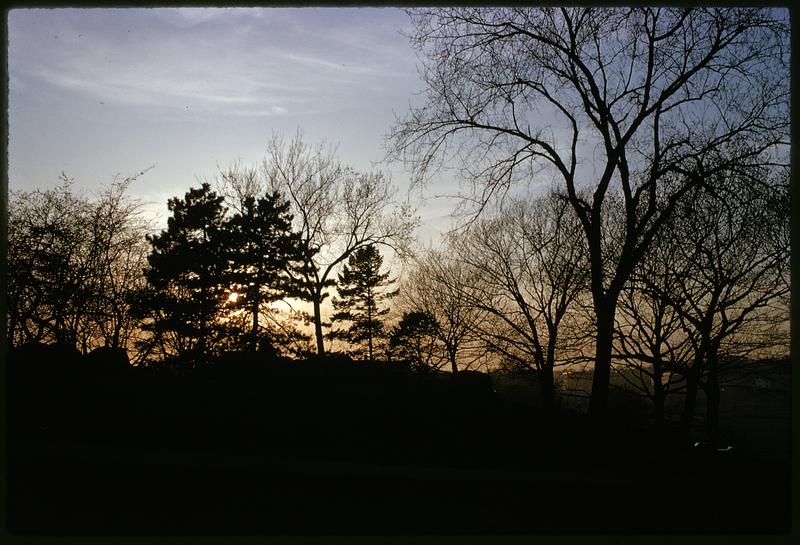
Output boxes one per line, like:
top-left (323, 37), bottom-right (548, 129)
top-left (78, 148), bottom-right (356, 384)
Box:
top-left (390, 310), bottom-right (441, 372)
top-left (223, 191), bottom-right (310, 351)
top-left (143, 183), bottom-right (228, 362)
top-left (330, 244), bottom-right (397, 363)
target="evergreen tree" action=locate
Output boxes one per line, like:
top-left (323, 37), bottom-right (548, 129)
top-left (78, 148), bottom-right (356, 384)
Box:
top-left (223, 192), bottom-right (310, 351)
top-left (143, 183), bottom-right (228, 363)
top-left (390, 310), bottom-right (441, 372)
top-left (331, 244), bottom-right (397, 363)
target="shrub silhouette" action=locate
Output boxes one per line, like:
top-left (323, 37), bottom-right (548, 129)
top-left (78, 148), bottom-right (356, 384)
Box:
top-left (85, 346), bottom-right (131, 375)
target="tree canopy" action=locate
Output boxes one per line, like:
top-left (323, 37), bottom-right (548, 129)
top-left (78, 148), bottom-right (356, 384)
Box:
top-left (330, 244), bottom-right (397, 363)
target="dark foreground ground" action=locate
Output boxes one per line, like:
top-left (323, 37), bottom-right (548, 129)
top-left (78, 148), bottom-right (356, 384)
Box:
top-left (5, 347), bottom-right (792, 535)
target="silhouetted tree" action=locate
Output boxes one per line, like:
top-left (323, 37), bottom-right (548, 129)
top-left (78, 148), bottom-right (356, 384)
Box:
top-left (612, 165), bottom-right (789, 442)
top-left (142, 183), bottom-right (229, 363)
top-left (399, 250), bottom-right (488, 374)
top-left (7, 170), bottom-right (152, 354)
top-left (390, 310), bottom-right (441, 372)
top-left (613, 232), bottom-right (691, 432)
top-left (330, 244), bottom-right (397, 363)
top-left (7, 176), bottom-right (92, 349)
top-left (389, 7), bottom-right (789, 419)
top-left (220, 131), bottom-right (417, 357)
top-left (666, 170), bottom-right (789, 447)
top-left (84, 176), bottom-right (153, 354)
top-left (452, 192), bottom-right (590, 410)
top-left (223, 192), bottom-right (311, 351)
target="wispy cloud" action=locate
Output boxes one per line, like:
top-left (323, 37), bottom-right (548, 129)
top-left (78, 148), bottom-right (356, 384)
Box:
top-left (10, 8), bottom-right (416, 120)
top-left (8, 7), bottom-right (423, 208)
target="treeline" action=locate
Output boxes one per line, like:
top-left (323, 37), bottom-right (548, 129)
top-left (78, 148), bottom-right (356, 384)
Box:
top-left (395, 172), bottom-right (789, 445)
top-left (7, 134), bottom-right (414, 366)
top-left (6, 140), bottom-right (789, 447)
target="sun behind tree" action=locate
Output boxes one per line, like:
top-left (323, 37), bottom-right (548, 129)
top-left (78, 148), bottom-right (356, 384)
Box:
top-left (330, 244), bottom-right (397, 363)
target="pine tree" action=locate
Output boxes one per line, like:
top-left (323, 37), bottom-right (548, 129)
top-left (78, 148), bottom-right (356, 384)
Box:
top-left (390, 310), bottom-right (441, 372)
top-left (330, 244), bottom-right (397, 363)
top-left (223, 191), bottom-right (310, 351)
top-left (143, 183), bottom-right (228, 363)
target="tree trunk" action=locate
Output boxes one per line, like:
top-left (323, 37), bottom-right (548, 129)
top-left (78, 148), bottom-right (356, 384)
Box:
top-left (112, 309), bottom-right (122, 349)
top-left (540, 365), bottom-right (556, 413)
top-left (652, 357), bottom-right (666, 434)
top-left (704, 350), bottom-right (721, 448)
top-left (448, 347), bottom-right (458, 374)
top-left (367, 297), bottom-right (374, 364)
top-left (588, 299), bottom-right (615, 421)
top-left (251, 293), bottom-right (260, 352)
top-left (680, 362), bottom-right (702, 446)
top-left (313, 296), bottom-right (325, 357)
top-left (543, 334), bottom-right (559, 413)
top-left (8, 311), bottom-right (19, 349)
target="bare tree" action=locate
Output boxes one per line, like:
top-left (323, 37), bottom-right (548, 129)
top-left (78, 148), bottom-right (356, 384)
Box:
top-left (389, 7), bottom-right (789, 418)
top-left (451, 192), bottom-right (589, 410)
top-left (7, 175), bottom-right (93, 348)
top-left (83, 174), bottom-right (154, 353)
top-left (662, 169), bottom-right (790, 447)
top-left (613, 234), bottom-right (692, 432)
top-left (7, 170), bottom-right (152, 355)
top-left (218, 131), bottom-right (417, 356)
top-left (398, 249), bottom-right (488, 374)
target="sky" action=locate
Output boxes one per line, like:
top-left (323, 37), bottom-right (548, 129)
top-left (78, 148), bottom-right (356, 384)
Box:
top-left (7, 7), bottom-right (459, 241)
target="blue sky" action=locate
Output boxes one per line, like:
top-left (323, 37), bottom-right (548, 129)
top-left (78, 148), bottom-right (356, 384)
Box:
top-left (8, 7), bottom-right (458, 239)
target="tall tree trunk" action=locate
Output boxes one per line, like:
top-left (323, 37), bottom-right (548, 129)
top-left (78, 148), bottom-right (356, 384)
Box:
top-left (251, 293), bottom-right (260, 352)
top-left (650, 311), bottom-right (667, 434)
top-left (8, 311), bottom-right (19, 349)
top-left (313, 295), bottom-right (325, 357)
top-left (679, 359), bottom-right (703, 446)
top-left (651, 354), bottom-right (666, 434)
top-left (540, 365), bottom-right (555, 412)
top-left (448, 346), bottom-right (458, 374)
top-left (199, 283), bottom-right (208, 362)
top-left (543, 336), bottom-right (559, 413)
top-left (367, 297), bottom-right (374, 363)
top-left (112, 309), bottom-right (122, 349)
top-left (588, 298), bottom-right (616, 421)
top-left (704, 348), bottom-right (721, 448)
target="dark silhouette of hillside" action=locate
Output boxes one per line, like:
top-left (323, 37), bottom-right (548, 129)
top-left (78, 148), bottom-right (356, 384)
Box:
top-left (5, 343), bottom-right (790, 535)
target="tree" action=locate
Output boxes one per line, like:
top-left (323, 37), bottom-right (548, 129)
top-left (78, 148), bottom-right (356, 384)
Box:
top-left (389, 7), bottom-right (789, 419)
top-left (613, 232), bottom-right (692, 433)
top-left (389, 310), bottom-right (442, 372)
top-left (223, 192), bottom-right (310, 351)
top-left (398, 249), bottom-right (488, 374)
top-left (83, 175), bottom-right (153, 354)
top-left (661, 169), bottom-right (789, 446)
top-left (451, 192), bottom-right (589, 410)
top-left (7, 171), bottom-right (152, 355)
top-left (219, 131), bottom-right (417, 357)
top-left (612, 165), bottom-right (789, 442)
top-left (142, 183), bottom-right (229, 363)
top-left (330, 244), bottom-right (397, 363)
top-left (7, 176), bottom-right (93, 349)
